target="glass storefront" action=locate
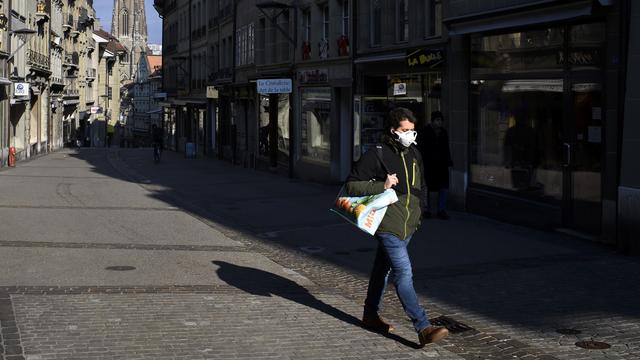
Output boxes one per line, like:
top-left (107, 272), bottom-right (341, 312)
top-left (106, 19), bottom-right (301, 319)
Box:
top-left (258, 94), bottom-right (290, 164)
top-left (300, 87), bottom-right (331, 163)
top-left (355, 72), bottom-right (441, 159)
top-left (470, 79), bottom-right (564, 199)
top-left (469, 23), bottom-right (605, 233)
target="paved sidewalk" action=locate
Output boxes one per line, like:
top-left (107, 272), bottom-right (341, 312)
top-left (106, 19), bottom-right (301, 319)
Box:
top-left (0, 148), bottom-right (638, 360)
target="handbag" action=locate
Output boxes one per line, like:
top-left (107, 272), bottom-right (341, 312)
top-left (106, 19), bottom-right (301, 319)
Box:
top-left (330, 145), bottom-right (398, 235)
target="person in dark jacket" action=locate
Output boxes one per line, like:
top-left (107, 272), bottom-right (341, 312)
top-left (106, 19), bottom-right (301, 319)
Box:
top-left (417, 111), bottom-right (453, 220)
top-left (345, 107), bottom-right (449, 347)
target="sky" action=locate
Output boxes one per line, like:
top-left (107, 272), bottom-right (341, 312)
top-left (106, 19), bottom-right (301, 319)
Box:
top-left (93, 0), bottom-right (162, 45)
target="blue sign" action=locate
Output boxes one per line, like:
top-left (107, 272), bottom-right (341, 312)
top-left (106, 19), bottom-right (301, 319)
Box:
top-left (257, 79), bottom-right (292, 94)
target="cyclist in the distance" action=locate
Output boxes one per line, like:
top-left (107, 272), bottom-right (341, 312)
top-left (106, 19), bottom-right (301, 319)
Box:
top-left (151, 124), bottom-right (163, 162)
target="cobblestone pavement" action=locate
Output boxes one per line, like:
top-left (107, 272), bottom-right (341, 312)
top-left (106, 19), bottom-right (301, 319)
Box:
top-left (1, 148), bottom-right (639, 359)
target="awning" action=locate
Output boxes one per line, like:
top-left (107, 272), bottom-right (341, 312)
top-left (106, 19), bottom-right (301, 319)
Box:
top-left (354, 52), bottom-right (406, 64)
top-left (445, 1), bottom-right (592, 36)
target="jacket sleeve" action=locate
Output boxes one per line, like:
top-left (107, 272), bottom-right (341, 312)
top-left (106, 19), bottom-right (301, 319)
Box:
top-left (345, 149), bottom-right (386, 196)
top-left (412, 146), bottom-right (428, 209)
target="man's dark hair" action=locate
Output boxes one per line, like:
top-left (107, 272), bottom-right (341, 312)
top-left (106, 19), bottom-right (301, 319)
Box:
top-left (386, 107), bottom-right (416, 130)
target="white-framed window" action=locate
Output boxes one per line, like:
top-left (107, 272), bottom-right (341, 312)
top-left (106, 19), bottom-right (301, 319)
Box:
top-left (322, 5), bottom-right (329, 40)
top-left (248, 23), bottom-right (255, 64)
top-left (302, 9), bottom-right (311, 42)
top-left (341, 0), bottom-right (349, 36)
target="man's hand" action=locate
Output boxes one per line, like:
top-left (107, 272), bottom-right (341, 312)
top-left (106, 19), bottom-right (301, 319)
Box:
top-left (384, 174), bottom-right (399, 190)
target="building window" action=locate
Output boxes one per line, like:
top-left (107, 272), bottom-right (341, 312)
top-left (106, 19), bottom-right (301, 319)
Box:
top-left (370, 0), bottom-right (382, 46)
top-left (322, 5), bottom-right (330, 40)
top-left (302, 9), bottom-right (311, 42)
top-left (301, 87), bottom-right (332, 164)
top-left (248, 23), bottom-right (255, 64)
top-left (426, 0), bottom-right (442, 37)
top-left (121, 10), bottom-right (129, 36)
top-left (397, 0), bottom-right (408, 42)
top-left (302, 9), bottom-right (312, 60)
top-left (341, 0), bottom-right (349, 36)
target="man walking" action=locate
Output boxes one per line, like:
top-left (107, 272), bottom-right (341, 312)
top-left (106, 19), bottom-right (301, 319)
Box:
top-left (417, 111), bottom-right (453, 219)
top-left (345, 107), bottom-right (449, 346)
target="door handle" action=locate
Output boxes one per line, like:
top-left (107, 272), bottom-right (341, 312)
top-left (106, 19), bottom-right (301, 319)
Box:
top-left (563, 142), bottom-right (571, 167)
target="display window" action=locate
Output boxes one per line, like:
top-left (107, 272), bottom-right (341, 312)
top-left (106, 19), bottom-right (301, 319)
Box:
top-left (300, 87), bottom-right (331, 163)
top-left (355, 72), bottom-right (441, 159)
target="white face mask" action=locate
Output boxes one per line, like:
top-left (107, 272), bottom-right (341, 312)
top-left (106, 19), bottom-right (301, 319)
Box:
top-left (392, 130), bottom-right (417, 147)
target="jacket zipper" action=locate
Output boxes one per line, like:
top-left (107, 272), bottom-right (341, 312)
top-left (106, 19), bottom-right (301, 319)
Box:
top-left (412, 161), bottom-right (416, 186)
top-left (401, 152), bottom-right (410, 239)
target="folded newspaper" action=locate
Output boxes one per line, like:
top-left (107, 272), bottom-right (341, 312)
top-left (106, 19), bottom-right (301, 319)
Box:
top-left (330, 188), bottom-right (399, 235)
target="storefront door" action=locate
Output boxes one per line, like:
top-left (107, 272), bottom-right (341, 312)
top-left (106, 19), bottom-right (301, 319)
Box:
top-left (563, 77), bottom-right (603, 234)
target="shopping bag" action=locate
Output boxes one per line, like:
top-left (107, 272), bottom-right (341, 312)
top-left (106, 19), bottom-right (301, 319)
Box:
top-left (330, 186), bottom-right (398, 235)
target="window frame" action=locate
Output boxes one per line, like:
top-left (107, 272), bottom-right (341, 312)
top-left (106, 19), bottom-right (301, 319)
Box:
top-left (396, 0), bottom-right (409, 43)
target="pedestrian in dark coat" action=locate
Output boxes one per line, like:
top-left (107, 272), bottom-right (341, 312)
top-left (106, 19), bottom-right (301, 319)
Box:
top-left (417, 111), bottom-right (453, 219)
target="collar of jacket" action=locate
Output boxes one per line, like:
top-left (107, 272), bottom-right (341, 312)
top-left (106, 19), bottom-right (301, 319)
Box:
top-left (383, 134), bottom-right (410, 154)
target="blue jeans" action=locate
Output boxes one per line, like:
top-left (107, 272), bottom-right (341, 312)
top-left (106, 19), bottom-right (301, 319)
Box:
top-left (364, 232), bottom-right (430, 333)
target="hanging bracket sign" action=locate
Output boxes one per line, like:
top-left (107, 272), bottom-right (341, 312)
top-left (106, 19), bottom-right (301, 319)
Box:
top-left (257, 79), bottom-right (292, 94)
top-left (14, 82), bottom-right (29, 96)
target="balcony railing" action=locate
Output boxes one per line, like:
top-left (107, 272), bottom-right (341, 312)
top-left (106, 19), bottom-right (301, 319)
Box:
top-left (27, 49), bottom-right (50, 70)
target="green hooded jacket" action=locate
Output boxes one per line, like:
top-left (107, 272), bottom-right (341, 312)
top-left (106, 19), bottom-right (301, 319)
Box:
top-left (345, 137), bottom-right (426, 240)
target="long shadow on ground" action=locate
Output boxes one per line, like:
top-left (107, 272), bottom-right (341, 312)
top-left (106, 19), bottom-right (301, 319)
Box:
top-left (212, 260), bottom-right (421, 348)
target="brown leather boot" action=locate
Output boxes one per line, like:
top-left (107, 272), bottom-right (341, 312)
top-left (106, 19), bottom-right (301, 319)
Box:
top-left (362, 313), bottom-right (395, 333)
top-left (418, 326), bottom-right (449, 346)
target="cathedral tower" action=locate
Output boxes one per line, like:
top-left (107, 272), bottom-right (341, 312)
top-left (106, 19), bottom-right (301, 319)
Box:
top-left (111, 0), bottom-right (148, 83)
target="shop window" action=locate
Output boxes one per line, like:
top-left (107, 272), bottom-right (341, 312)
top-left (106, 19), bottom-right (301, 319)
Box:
top-left (472, 28), bottom-right (564, 75)
top-left (258, 94), bottom-right (290, 159)
top-left (370, 0), bottom-right (382, 46)
top-left (357, 73), bottom-right (441, 156)
top-left (470, 79), bottom-right (564, 199)
top-left (568, 23), bottom-right (605, 71)
top-left (301, 87), bottom-right (331, 163)
top-left (425, 0), bottom-right (442, 38)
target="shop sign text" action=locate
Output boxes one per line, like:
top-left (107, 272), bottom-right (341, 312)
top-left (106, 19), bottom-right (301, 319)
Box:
top-left (407, 49), bottom-right (444, 68)
top-left (298, 69), bottom-right (329, 84)
top-left (257, 79), bottom-right (292, 94)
